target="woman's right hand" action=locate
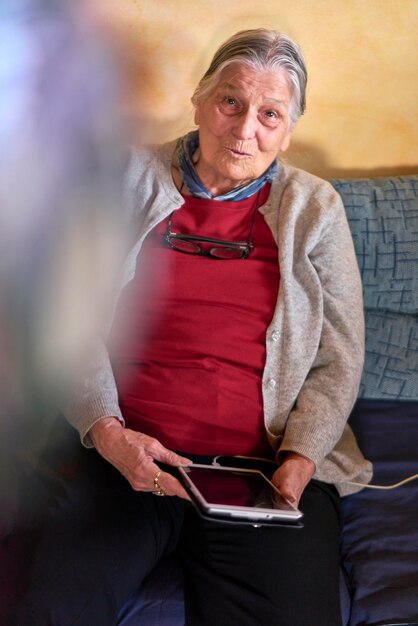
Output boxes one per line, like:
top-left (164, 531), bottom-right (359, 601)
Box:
top-left (90, 417), bottom-right (191, 499)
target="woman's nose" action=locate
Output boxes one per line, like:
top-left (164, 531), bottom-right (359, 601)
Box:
top-left (232, 109), bottom-right (257, 140)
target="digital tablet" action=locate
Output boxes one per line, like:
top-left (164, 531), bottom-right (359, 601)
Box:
top-left (178, 464), bottom-right (303, 525)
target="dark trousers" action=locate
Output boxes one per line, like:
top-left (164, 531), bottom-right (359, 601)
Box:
top-left (2, 418), bottom-right (342, 626)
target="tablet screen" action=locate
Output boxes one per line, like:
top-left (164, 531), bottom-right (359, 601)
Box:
top-left (179, 465), bottom-right (302, 520)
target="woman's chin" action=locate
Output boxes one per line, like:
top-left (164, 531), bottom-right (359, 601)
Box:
top-left (219, 163), bottom-right (256, 188)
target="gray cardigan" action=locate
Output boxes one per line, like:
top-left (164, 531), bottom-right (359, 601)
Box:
top-left (65, 138), bottom-right (373, 496)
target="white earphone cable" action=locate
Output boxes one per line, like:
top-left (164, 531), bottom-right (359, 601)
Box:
top-left (344, 473), bottom-right (418, 490)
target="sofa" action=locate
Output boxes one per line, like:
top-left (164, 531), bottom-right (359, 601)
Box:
top-left (117, 175), bottom-right (418, 626)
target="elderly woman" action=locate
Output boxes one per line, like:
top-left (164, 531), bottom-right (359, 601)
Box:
top-left (15, 28), bottom-right (372, 626)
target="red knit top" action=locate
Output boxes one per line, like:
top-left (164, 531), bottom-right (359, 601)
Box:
top-left (109, 184), bottom-right (279, 457)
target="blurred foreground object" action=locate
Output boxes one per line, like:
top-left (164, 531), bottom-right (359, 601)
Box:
top-left (0, 0), bottom-right (128, 529)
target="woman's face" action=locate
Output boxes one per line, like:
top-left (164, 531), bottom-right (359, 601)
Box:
top-left (194, 63), bottom-right (293, 195)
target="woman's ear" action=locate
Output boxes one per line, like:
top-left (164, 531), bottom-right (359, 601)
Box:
top-left (194, 105), bottom-right (200, 126)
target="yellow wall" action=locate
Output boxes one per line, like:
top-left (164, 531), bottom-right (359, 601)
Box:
top-left (95, 0), bottom-right (418, 179)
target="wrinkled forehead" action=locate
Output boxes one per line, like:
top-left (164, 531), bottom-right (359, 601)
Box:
top-left (204, 61), bottom-right (294, 107)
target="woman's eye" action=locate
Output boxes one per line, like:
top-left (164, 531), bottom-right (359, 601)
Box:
top-left (261, 110), bottom-right (283, 127)
top-left (219, 95), bottom-right (241, 115)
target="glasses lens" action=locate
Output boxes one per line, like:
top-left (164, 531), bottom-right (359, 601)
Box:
top-left (166, 233), bottom-right (251, 259)
top-left (210, 247), bottom-right (245, 259)
top-left (169, 238), bottom-right (201, 254)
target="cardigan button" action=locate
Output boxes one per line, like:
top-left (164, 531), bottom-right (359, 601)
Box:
top-left (271, 331), bottom-right (280, 342)
top-left (266, 378), bottom-right (277, 389)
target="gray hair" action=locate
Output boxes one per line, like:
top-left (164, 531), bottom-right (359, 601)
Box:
top-left (192, 28), bottom-right (307, 125)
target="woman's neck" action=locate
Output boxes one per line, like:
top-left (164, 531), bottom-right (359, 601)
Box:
top-left (193, 147), bottom-right (250, 197)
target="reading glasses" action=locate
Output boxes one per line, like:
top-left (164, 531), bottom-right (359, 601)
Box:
top-left (164, 189), bottom-right (261, 260)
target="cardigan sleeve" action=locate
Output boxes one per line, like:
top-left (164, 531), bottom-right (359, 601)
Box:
top-left (61, 338), bottom-right (124, 447)
top-left (59, 142), bottom-right (181, 448)
top-left (277, 185), bottom-right (365, 470)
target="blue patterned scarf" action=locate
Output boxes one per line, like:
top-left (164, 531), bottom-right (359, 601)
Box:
top-left (178, 130), bottom-right (278, 201)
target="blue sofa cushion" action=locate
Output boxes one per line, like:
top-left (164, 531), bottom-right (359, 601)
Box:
top-left (331, 177), bottom-right (418, 315)
top-left (361, 310), bottom-right (418, 400)
top-left (341, 399), bottom-right (418, 626)
top-left (331, 176), bottom-right (418, 401)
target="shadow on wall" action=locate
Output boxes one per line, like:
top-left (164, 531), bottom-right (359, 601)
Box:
top-left (284, 140), bottom-right (418, 180)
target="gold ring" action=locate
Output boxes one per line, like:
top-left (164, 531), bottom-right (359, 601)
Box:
top-left (152, 470), bottom-right (166, 496)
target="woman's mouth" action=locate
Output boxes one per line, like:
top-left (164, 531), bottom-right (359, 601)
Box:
top-left (227, 147), bottom-right (252, 158)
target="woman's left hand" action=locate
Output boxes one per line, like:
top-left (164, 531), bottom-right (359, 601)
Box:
top-left (272, 452), bottom-right (315, 507)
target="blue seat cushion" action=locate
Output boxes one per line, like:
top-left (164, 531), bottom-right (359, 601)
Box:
top-left (341, 399), bottom-right (418, 626)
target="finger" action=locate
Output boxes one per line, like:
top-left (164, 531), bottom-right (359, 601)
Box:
top-left (272, 474), bottom-right (300, 506)
top-left (278, 484), bottom-right (299, 505)
top-left (157, 472), bottom-right (191, 500)
top-left (145, 438), bottom-right (191, 468)
top-left (145, 464), bottom-right (190, 500)
top-left (123, 457), bottom-right (160, 492)
top-left (135, 460), bottom-right (190, 500)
